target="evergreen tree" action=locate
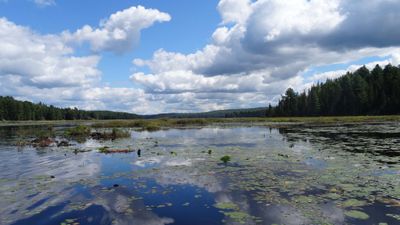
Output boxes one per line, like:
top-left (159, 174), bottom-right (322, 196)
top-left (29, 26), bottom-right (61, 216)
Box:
top-left (269, 65), bottom-right (400, 117)
top-left (0, 96), bottom-right (140, 121)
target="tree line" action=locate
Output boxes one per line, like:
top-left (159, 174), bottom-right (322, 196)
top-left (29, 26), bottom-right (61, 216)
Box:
top-left (1, 64), bottom-right (399, 121)
top-left (0, 96), bottom-right (139, 121)
top-left (268, 64), bottom-right (400, 116)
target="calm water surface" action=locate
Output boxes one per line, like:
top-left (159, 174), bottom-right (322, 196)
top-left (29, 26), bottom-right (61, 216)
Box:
top-left (0, 123), bottom-right (399, 225)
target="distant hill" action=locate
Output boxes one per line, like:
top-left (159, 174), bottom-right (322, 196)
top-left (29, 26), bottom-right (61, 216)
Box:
top-left (143, 107), bottom-right (267, 119)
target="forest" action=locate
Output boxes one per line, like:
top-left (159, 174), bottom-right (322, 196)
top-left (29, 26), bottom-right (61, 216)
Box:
top-left (268, 64), bottom-right (400, 117)
top-left (0, 97), bottom-right (139, 121)
top-left (1, 64), bottom-right (399, 121)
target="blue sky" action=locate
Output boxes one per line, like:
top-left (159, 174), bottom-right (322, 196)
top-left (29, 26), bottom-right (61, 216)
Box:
top-left (0, 0), bottom-right (399, 114)
top-left (0, 0), bottom-right (220, 86)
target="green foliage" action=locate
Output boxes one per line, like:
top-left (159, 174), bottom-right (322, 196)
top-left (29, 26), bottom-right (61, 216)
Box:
top-left (84, 128), bottom-right (131, 140)
top-left (172, 118), bottom-right (208, 126)
top-left (1, 63), bottom-right (399, 123)
top-left (143, 123), bottom-right (162, 132)
top-left (97, 146), bottom-right (134, 154)
top-left (111, 128), bottom-right (130, 138)
top-left (88, 115), bottom-right (400, 131)
top-left (345, 210), bottom-right (370, 220)
top-left (220, 155), bottom-right (231, 164)
top-left (98, 146), bottom-right (110, 153)
top-left (0, 96), bottom-right (139, 121)
top-left (35, 127), bottom-right (55, 139)
top-left (269, 65), bottom-right (400, 116)
top-left (64, 125), bottom-right (91, 137)
top-left (214, 202), bottom-right (239, 210)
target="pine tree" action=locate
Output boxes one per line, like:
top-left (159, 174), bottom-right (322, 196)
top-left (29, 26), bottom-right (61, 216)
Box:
top-left (268, 65), bottom-right (400, 117)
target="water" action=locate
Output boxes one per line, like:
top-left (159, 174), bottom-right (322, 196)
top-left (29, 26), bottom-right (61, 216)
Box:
top-left (0, 123), bottom-right (399, 225)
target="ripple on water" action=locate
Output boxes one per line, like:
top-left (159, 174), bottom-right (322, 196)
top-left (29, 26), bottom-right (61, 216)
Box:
top-left (0, 124), bottom-right (399, 225)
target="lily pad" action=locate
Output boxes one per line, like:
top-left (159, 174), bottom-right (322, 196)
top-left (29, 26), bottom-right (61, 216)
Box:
top-left (214, 202), bottom-right (239, 210)
top-left (342, 199), bottom-right (367, 208)
top-left (345, 210), bottom-right (370, 220)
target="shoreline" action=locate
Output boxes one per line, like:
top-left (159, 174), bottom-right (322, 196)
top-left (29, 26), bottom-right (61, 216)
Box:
top-left (1, 115), bottom-right (399, 128)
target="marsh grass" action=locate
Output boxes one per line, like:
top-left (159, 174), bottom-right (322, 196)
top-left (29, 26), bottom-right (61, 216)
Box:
top-left (13, 126), bottom-right (56, 146)
top-left (91, 118), bottom-right (213, 130)
top-left (64, 125), bottom-right (91, 137)
top-left (87, 115), bottom-right (400, 130)
top-left (65, 125), bottom-right (130, 140)
top-left (13, 126), bottom-right (55, 138)
top-left (91, 128), bottom-right (131, 140)
top-left (110, 128), bottom-right (130, 139)
top-left (2, 115), bottom-right (399, 129)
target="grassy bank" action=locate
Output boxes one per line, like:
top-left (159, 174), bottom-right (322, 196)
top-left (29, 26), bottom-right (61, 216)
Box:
top-left (91, 115), bottom-right (400, 130)
top-left (1, 115), bottom-right (399, 129)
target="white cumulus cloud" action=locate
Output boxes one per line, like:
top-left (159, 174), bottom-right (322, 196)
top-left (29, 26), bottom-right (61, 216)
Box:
top-left (0, 17), bottom-right (100, 89)
top-left (2, 1), bottom-right (400, 113)
top-left (130, 0), bottom-right (400, 112)
top-left (0, 6), bottom-right (173, 114)
top-left (63, 6), bottom-right (171, 53)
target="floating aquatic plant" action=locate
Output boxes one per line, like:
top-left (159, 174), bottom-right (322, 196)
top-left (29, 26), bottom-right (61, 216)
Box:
top-left (345, 210), bottom-right (370, 220)
top-left (220, 155), bottom-right (231, 164)
top-left (342, 199), bottom-right (367, 208)
top-left (64, 125), bottom-right (91, 137)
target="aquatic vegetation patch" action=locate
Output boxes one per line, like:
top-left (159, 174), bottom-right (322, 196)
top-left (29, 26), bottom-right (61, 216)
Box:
top-left (214, 202), bottom-right (240, 211)
top-left (60, 218), bottom-right (79, 225)
top-left (345, 210), bottom-right (370, 220)
top-left (341, 199), bottom-right (367, 208)
top-left (220, 155), bottom-right (231, 164)
top-left (64, 125), bottom-right (91, 137)
top-left (214, 201), bottom-right (261, 224)
top-left (98, 147), bottom-right (134, 154)
top-left (144, 124), bottom-right (162, 131)
top-left (91, 128), bottom-right (130, 140)
top-left (386, 213), bottom-right (400, 221)
top-left (30, 137), bottom-right (56, 147)
top-left (222, 211), bottom-right (252, 223)
top-left (292, 195), bottom-right (314, 203)
top-left (65, 125), bottom-right (130, 141)
top-left (88, 116), bottom-right (400, 130)
top-left (1, 123), bottom-right (400, 225)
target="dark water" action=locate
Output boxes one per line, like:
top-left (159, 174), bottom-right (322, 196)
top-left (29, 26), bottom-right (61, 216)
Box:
top-left (0, 124), bottom-right (399, 225)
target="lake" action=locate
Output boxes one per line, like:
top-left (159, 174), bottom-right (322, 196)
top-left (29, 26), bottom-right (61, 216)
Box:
top-left (0, 123), bottom-right (399, 225)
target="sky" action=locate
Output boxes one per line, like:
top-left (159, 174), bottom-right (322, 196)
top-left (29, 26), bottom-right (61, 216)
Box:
top-left (0, 0), bottom-right (400, 114)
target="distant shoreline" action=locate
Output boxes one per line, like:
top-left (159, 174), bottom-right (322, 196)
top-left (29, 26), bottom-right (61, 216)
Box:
top-left (1, 115), bottom-right (399, 128)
